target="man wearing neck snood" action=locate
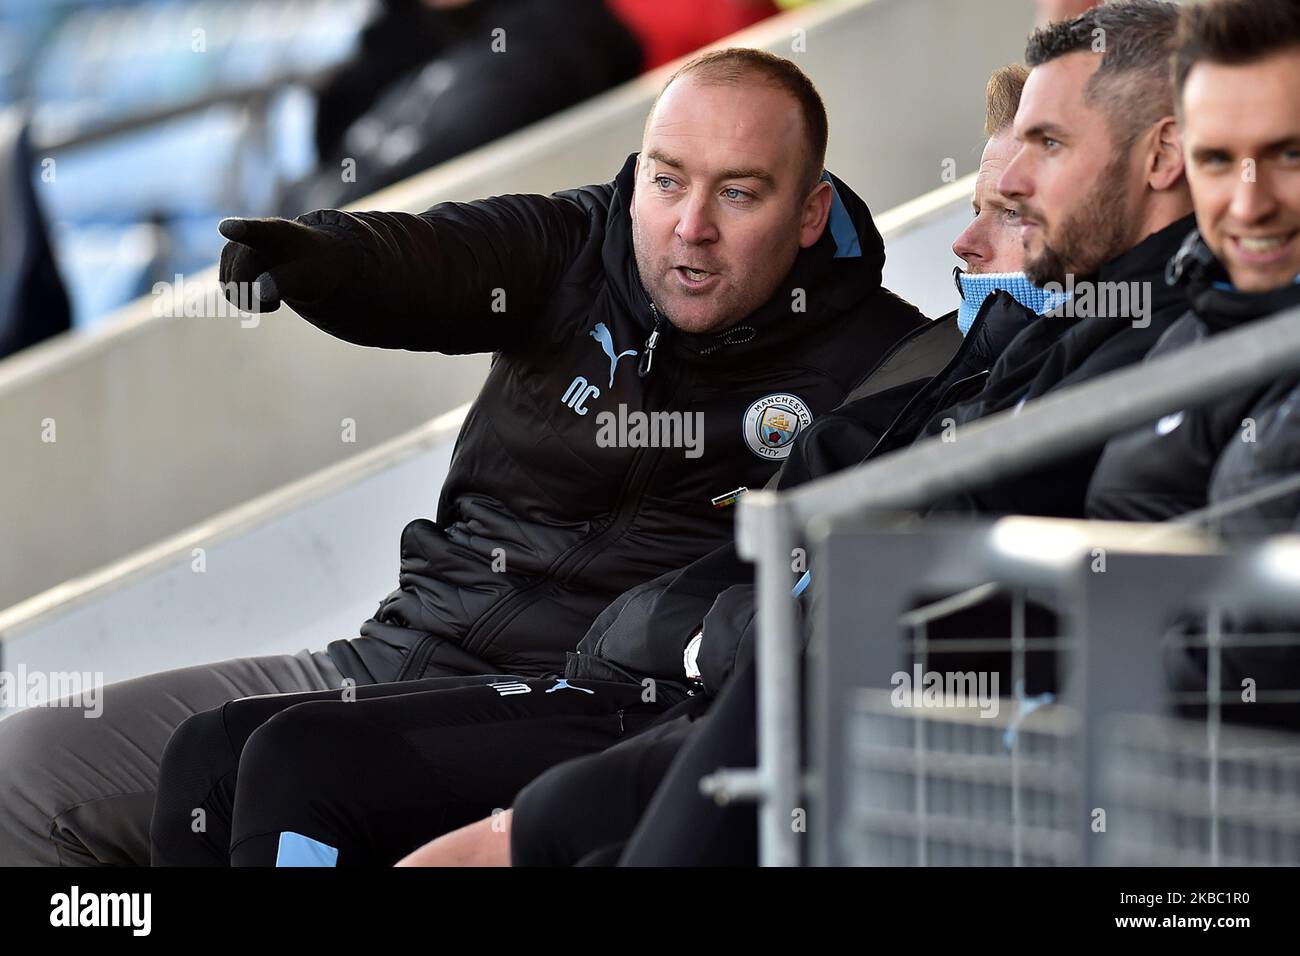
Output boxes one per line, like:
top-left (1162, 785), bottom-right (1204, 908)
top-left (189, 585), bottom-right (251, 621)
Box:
top-left (776, 63), bottom-right (1043, 486)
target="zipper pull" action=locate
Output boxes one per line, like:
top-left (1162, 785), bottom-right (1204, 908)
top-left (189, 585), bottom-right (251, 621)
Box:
top-left (638, 305), bottom-right (665, 378)
top-left (1166, 228), bottom-right (1213, 287)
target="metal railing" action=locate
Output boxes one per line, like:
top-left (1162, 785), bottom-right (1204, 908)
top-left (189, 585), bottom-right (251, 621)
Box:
top-left (816, 518), bottom-right (1300, 866)
top-left (723, 305), bottom-right (1300, 865)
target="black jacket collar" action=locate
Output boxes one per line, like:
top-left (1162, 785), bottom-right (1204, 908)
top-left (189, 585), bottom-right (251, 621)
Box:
top-left (1167, 227), bottom-right (1300, 331)
top-left (1096, 212), bottom-right (1198, 319)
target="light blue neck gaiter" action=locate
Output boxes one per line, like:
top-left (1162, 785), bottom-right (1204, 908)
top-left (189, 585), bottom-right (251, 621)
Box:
top-left (955, 271), bottom-right (1062, 336)
top-left (1211, 274), bottom-right (1300, 292)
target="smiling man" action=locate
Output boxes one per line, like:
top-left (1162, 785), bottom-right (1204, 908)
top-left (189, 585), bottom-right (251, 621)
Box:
top-left (1089, 0), bottom-right (1300, 523)
top-left (0, 48), bottom-right (929, 867)
top-left (1086, 0), bottom-right (1300, 729)
top-left (1178, 9), bottom-right (1300, 292)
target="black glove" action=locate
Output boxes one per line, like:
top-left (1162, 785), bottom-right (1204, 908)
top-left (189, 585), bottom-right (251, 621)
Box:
top-left (217, 215), bottom-right (352, 313)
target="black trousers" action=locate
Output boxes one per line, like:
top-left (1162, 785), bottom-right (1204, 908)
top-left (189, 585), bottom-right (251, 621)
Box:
top-left (150, 673), bottom-right (666, 866)
top-left (510, 714), bottom-right (697, 866)
top-left (511, 655), bottom-right (760, 866)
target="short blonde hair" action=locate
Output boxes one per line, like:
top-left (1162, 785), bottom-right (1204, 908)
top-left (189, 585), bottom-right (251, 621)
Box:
top-left (985, 63), bottom-right (1029, 137)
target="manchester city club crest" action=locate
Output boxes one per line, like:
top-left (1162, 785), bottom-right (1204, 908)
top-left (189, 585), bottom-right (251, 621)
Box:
top-left (742, 393), bottom-right (813, 460)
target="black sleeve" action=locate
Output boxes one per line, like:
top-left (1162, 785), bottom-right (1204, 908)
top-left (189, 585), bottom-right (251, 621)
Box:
top-left (696, 582), bottom-right (816, 697)
top-left (568, 543), bottom-right (755, 687)
top-left (696, 584), bottom-right (757, 696)
top-left (290, 191), bottom-right (596, 354)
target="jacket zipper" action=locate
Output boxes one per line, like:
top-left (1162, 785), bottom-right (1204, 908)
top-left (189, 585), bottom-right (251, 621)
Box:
top-left (929, 370), bottom-right (991, 416)
top-left (456, 406), bottom-right (678, 659)
top-left (458, 321), bottom-right (690, 661)
top-left (638, 302), bottom-right (665, 377)
top-left (866, 305), bottom-right (992, 458)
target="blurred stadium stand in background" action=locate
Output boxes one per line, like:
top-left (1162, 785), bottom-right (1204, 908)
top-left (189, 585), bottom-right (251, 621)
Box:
top-left (2, 0), bottom-right (371, 335)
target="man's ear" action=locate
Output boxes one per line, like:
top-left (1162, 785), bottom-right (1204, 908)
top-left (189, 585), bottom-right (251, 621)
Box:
top-left (1147, 117), bottom-right (1185, 193)
top-left (800, 179), bottom-right (834, 248)
top-left (630, 156), bottom-right (640, 220)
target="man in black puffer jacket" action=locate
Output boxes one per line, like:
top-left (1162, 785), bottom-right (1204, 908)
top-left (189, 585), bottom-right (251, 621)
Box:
top-left (0, 49), bottom-right (927, 867)
top-left (1083, 230), bottom-right (1300, 732)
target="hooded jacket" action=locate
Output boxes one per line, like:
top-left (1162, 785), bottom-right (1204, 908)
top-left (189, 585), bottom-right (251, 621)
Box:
top-left (277, 153), bottom-right (927, 680)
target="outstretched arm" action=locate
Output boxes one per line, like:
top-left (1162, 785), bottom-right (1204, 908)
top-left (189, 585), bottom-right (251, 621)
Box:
top-left (218, 191), bottom-right (595, 354)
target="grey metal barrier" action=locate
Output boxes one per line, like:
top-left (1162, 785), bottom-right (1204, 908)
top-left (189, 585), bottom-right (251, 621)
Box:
top-left (723, 305), bottom-right (1300, 865)
top-left (815, 519), bottom-right (1300, 866)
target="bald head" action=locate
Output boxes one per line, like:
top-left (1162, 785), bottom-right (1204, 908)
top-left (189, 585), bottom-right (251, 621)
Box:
top-left (630, 64), bottom-right (834, 335)
top-left (645, 48), bottom-right (828, 193)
